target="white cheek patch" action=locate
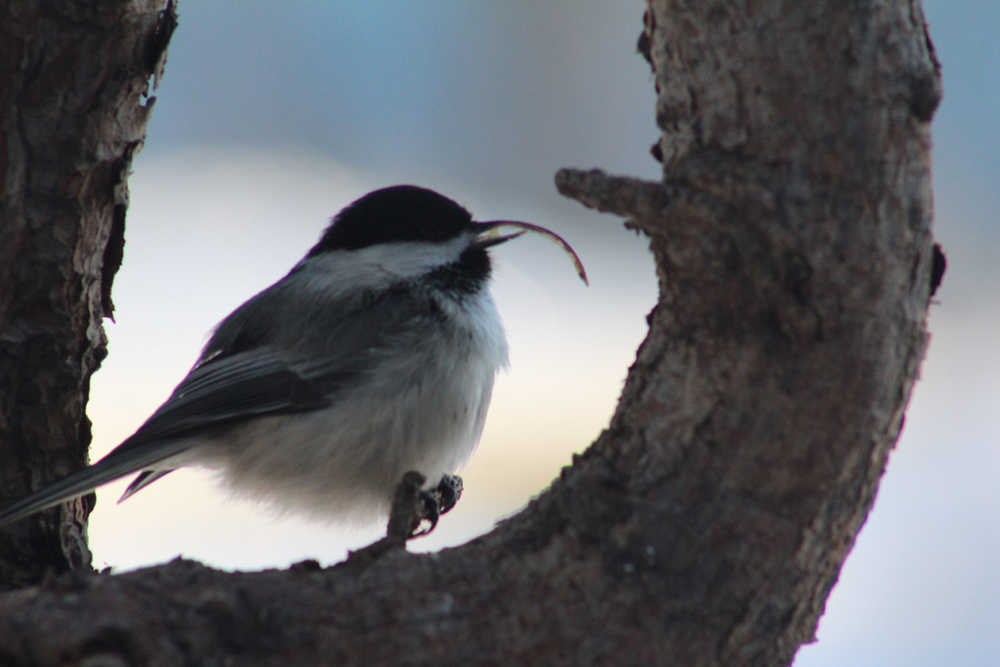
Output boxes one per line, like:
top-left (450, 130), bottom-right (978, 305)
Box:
top-left (294, 234), bottom-right (474, 296)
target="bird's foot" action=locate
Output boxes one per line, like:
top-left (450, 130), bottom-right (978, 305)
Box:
top-left (411, 474), bottom-right (464, 538)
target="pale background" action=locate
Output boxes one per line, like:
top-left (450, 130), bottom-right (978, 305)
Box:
top-left (79, 3), bottom-right (997, 665)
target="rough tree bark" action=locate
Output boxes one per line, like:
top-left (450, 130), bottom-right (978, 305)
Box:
top-left (0, 1), bottom-right (174, 589)
top-left (0, 1), bottom-right (941, 666)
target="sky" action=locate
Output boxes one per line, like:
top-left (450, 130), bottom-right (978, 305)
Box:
top-left (77, 2), bottom-right (999, 665)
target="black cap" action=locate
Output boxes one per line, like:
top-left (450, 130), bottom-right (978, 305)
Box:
top-left (307, 185), bottom-right (475, 257)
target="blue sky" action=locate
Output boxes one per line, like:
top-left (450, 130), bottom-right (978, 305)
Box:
top-left (81, 3), bottom-right (998, 665)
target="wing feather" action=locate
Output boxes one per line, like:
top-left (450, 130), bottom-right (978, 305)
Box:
top-left (0, 275), bottom-right (435, 525)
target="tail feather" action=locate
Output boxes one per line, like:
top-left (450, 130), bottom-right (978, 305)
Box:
top-left (117, 469), bottom-right (175, 503)
top-left (0, 441), bottom-right (190, 526)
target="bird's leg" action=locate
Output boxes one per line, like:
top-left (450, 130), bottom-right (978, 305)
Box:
top-left (341, 472), bottom-right (466, 572)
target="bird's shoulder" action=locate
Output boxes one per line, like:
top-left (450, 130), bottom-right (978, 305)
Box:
top-left (198, 265), bottom-right (448, 370)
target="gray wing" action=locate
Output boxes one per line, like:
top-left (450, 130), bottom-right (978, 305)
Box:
top-left (127, 348), bottom-right (333, 443)
top-left (0, 276), bottom-right (434, 526)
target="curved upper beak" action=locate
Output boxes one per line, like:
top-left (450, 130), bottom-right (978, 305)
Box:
top-left (472, 220), bottom-right (589, 285)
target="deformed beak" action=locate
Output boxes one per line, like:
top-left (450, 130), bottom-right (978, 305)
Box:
top-left (472, 220), bottom-right (589, 285)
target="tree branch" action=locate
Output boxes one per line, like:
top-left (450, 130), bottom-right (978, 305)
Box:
top-left (0, 1), bottom-right (942, 665)
top-left (0, 0), bottom-right (176, 587)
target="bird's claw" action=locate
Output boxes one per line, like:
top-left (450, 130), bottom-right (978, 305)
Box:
top-left (410, 474), bottom-right (463, 538)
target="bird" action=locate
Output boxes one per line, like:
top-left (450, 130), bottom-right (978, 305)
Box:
top-left (0, 185), bottom-right (586, 533)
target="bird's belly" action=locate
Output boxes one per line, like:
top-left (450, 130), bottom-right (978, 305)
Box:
top-left (193, 347), bottom-right (499, 525)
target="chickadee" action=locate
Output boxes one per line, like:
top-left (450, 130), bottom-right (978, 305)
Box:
top-left (0, 185), bottom-right (586, 532)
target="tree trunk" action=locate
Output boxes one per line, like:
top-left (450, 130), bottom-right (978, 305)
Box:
top-left (0, 1), bottom-right (941, 666)
top-left (0, 1), bottom-right (175, 588)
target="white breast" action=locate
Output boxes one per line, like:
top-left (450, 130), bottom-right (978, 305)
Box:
top-left (187, 287), bottom-right (509, 525)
